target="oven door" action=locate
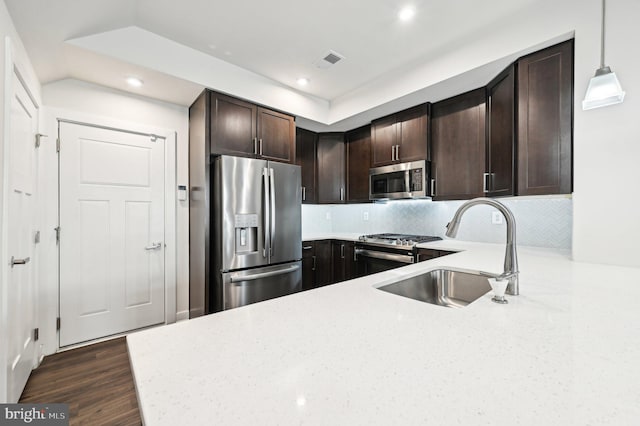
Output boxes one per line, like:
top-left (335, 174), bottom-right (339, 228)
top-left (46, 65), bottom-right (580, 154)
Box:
top-left (355, 247), bottom-right (415, 275)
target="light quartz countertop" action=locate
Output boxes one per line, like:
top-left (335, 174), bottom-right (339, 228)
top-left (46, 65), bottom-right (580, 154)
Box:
top-left (127, 240), bottom-right (640, 425)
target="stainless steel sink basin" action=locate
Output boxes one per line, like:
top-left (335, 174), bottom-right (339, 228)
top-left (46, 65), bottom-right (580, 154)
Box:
top-left (376, 268), bottom-right (491, 308)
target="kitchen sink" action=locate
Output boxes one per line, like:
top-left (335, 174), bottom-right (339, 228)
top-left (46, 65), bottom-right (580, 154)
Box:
top-left (376, 268), bottom-right (491, 308)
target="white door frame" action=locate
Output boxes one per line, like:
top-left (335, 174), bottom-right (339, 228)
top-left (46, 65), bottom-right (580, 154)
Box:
top-left (1, 37), bottom-right (41, 402)
top-left (39, 107), bottom-right (177, 354)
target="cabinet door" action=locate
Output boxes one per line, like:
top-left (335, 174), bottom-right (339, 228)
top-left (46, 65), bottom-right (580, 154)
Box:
top-left (371, 114), bottom-right (397, 167)
top-left (302, 241), bottom-right (315, 290)
top-left (397, 103), bottom-right (429, 162)
top-left (486, 66), bottom-right (515, 197)
top-left (296, 128), bottom-right (317, 204)
top-left (210, 92), bottom-right (256, 157)
top-left (317, 133), bottom-right (346, 204)
top-left (517, 40), bottom-right (573, 195)
top-left (257, 107), bottom-right (295, 164)
top-left (332, 241), bottom-right (346, 283)
top-left (431, 88), bottom-right (486, 201)
top-left (314, 240), bottom-right (332, 287)
top-left (346, 125), bottom-right (371, 203)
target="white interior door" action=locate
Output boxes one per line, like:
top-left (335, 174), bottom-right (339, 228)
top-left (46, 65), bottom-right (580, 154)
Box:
top-left (59, 122), bottom-right (165, 347)
top-left (5, 72), bottom-right (38, 402)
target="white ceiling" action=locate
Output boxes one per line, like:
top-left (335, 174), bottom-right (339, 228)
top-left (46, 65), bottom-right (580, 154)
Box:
top-left (4, 0), bottom-right (569, 128)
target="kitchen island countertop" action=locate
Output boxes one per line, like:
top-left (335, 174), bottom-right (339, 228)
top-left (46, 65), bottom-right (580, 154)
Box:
top-left (127, 240), bottom-right (640, 425)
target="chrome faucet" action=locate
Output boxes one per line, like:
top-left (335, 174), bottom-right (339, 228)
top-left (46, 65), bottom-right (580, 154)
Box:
top-left (445, 197), bottom-right (519, 296)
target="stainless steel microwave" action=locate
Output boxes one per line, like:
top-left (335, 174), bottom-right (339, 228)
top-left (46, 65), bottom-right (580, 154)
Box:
top-left (369, 160), bottom-right (430, 200)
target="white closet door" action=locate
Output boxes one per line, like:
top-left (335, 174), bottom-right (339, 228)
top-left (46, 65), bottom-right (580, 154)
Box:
top-left (59, 122), bottom-right (165, 347)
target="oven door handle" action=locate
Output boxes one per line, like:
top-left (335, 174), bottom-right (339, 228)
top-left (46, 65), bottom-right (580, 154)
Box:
top-left (355, 248), bottom-right (414, 264)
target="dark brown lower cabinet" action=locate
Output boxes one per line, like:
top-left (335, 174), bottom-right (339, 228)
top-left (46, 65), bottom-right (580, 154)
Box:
top-left (301, 240), bottom-right (332, 290)
top-left (332, 240), bottom-right (356, 283)
top-left (301, 240), bottom-right (356, 290)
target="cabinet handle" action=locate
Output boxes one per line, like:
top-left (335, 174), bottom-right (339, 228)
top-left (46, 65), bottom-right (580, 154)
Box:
top-left (340, 187), bottom-right (344, 201)
top-left (430, 178), bottom-right (436, 196)
top-left (302, 186), bottom-right (306, 201)
top-left (391, 145), bottom-right (395, 161)
top-left (312, 255), bottom-right (316, 271)
top-left (253, 137), bottom-right (258, 155)
top-left (303, 246), bottom-right (313, 250)
top-left (395, 145), bottom-right (400, 161)
top-left (483, 173), bottom-right (490, 193)
top-left (259, 138), bottom-right (263, 156)
top-left (341, 244), bottom-right (345, 259)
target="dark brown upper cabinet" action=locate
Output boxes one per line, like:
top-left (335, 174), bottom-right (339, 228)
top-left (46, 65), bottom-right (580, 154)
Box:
top-left (516, 40), bottom-right (573, 195)
top-left (371, 103), bottom-right (430, 167)
top-left (486, 65), bottom-right (516, 197)
top-left (295, 128), bottom-right (317, 204)
top-left (209, 90), bottom-right (295, 164)
top-left (431, 89), bottom-right (486, 201)
top-left (346, 125), bottom-right (371, 203)
top-left (317, 133), bottom-right (346, 204)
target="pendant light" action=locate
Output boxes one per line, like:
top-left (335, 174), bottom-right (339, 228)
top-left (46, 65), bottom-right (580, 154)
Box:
top-left (582, 0), bottom-right (625, 110)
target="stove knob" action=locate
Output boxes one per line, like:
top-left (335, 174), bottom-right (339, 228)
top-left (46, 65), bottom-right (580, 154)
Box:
top-left (407, 239), bottom-right (414, 246)
top-left (394, 239), bottom-right (401, 245)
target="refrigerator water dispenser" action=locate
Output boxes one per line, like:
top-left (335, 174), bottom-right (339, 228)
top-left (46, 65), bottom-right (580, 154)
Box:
top-left (234, 214), bottom-right (258, 253)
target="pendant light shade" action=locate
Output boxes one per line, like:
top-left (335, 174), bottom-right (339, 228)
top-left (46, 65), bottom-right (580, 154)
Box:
top-left (582, 66), bottom-right (625, 110)
top-left (582, 0), bottom-right (625, 110)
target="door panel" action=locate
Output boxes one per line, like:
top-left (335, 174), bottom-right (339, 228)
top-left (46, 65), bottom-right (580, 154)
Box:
top-left (210, 93), bottom-right (257, 157)
top-left (214, 156), bottom-right (268, 271)
top-left (268, 161), bottom-right (302, 264)
top-left (59, 122), bottom-right (165, 347)
top-left (258, 107), bottom-right (295, 163)
top-left (6, 73), bottom-right (38, 402)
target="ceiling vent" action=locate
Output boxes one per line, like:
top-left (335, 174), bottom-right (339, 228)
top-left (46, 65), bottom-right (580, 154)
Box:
top-left (315, 50), bottom-right (345, 69)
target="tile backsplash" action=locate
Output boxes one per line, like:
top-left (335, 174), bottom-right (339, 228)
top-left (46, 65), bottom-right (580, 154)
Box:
top-left (302, 195), bottom-right (572, 249)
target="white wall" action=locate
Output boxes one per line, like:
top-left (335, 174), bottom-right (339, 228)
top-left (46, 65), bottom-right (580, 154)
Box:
top-left (572, 0), bottom-right (640, 267)
top-left (0, 0), bottom-right (41, 403)
top-left (40, 79), bottom-right (190, 353)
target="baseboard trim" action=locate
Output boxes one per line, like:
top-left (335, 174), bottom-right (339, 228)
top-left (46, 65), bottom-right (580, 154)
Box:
top-left (176, 310), bottom-right (189, 322)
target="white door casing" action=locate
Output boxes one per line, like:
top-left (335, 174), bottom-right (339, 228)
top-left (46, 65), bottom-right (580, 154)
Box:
top-left (59, 122), bottom-right (166, 347)
top-left (3, 71), bottom-right (39, 403)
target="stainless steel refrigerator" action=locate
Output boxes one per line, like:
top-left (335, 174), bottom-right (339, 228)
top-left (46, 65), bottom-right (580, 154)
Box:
top-left (208, 155), bottom-right (302, 312)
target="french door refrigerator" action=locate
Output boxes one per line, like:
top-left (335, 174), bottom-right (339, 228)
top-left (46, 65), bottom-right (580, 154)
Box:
top-left (209, 155), bottom-right (302, 312)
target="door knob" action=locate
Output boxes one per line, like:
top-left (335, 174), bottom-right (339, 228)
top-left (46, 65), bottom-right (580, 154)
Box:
top-left (144, 243), bottom-right (162, 250)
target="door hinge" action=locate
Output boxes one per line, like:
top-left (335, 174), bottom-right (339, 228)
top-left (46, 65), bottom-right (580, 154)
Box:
top-left (35, 133), bottom-right (47, 148)
top-left (34, 230), bottom-right (40, 244)
top-left (56, 317), bottom-right (61, 331)
top-left (56, 138), bottom-right (60, 153)
top-left (34, 328), bottom-right (39, 341)
top-left (55, 226), bottom-right (61, 244)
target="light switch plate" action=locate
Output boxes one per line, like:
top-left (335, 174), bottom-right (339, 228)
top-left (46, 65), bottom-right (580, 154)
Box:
top-left (363, 212), bottom-right (369, 221)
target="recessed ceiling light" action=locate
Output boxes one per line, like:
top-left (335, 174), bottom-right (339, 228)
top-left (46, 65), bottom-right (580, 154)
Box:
top-left (126, 77), bottom-right (143, 88)
top-left (297, 77), bottom-right (309, 86)
top-left (398, 6), bottom-right (416, 21)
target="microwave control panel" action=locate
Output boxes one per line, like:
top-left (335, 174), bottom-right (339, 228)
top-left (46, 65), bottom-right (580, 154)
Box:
top-left (410, 168), bottom-right (423, 192)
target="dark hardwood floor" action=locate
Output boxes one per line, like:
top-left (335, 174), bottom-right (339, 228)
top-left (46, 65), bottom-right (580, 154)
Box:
top-left (19, 337), bottom-right (142, 425)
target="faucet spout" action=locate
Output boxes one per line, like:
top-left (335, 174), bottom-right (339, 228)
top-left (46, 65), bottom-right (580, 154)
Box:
top-left (446, 197), bottom-right (519, 295)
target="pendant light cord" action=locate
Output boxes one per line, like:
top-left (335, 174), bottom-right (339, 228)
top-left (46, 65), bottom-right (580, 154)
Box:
top-left (600, 0), bottom-right (606, 69)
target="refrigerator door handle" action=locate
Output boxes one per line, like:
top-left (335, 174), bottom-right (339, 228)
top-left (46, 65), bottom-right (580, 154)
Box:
top-left (229, 264), bottom-right (300, 283)
top-left (269, 167), bottom-right (276, 257)
top-left (263, 167), bottom-right (270, 258)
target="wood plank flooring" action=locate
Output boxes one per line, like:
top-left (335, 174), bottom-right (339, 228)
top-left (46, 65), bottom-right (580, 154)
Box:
top-left (19, 337), bottom-right (142, 425)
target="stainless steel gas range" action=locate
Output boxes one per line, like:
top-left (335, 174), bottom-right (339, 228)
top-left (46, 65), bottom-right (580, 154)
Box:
top-left (355, 233), bottom-right (442, 275)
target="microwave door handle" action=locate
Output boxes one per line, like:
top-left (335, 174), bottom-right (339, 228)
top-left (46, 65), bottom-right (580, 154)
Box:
top-left (405, 169), bottom-right (411, 195)
top-left (263, 168), bottom-right (270, 258)
top-left (269, 168), bottom-right (276, 257)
